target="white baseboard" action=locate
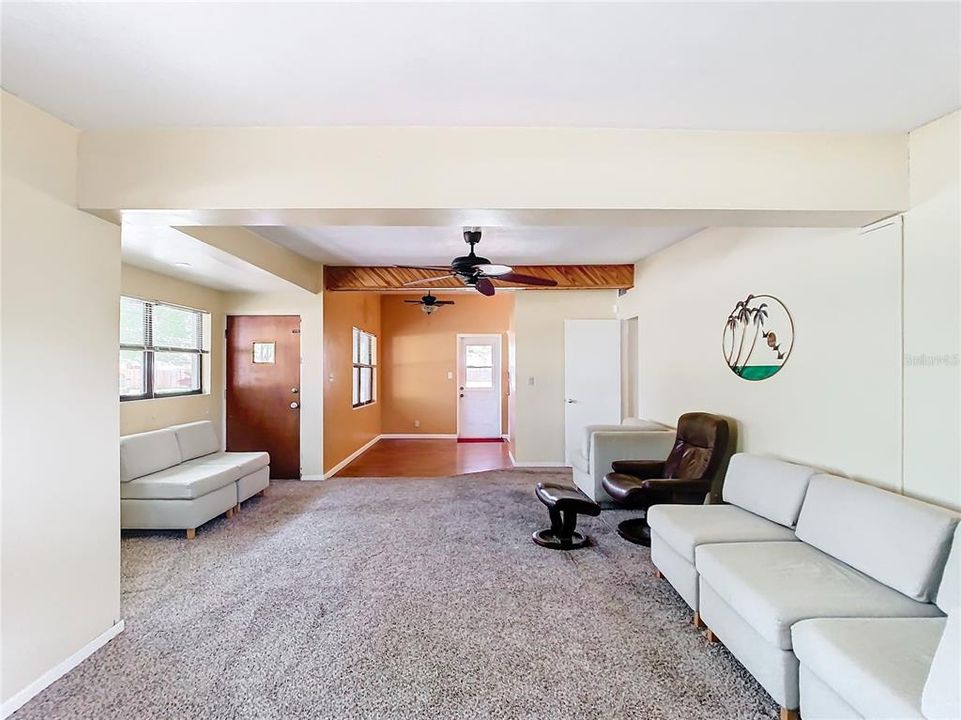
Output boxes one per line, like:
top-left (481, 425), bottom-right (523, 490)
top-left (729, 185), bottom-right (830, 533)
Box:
top-left (322, 435), bottom-right (383, 479)
top-left (2, 619), bottom-right (124, 719)
top-left (379, 433), bottom-right (457, 440)
top-left (300, 474), bottom-right (326, 482)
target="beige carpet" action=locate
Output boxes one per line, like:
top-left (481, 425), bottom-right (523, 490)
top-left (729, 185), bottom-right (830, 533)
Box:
top-left (14, 469), bottom-right (777, 719)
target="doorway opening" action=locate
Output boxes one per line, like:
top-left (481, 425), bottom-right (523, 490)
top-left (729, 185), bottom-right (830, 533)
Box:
top-left (456, 333), bottom-right (504, 442)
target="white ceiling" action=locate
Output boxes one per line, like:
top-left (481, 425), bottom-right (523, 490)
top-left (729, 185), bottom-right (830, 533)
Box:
top-left (252, 225), bottom-right (702, 266)
top-left (3, 2), bottom-right (958, 132)
top-left (122, 226), bottom-right (297, 293)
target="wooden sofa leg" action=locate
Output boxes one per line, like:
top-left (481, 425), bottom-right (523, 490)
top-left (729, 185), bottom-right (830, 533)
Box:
top-left (779, 708), bottom-right (799, 720)
top-left (234, 504), bottom-right (241, 514)
top-left (185, 528), bottom-right (196, 540)
top-left (654, 568), bottom-right (663, 579)
top-left (226, 507), bottom-right (235, 519)
top-left (693, 612), bottom-right (705, 630)
top-left (705, 627), bottom-right (719, 643)
top-left (258, 488), bottom-right (267, 497)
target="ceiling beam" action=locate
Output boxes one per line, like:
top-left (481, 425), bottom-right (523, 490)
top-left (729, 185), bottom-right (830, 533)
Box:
top-left (324, 265), bottom-right (634, 292)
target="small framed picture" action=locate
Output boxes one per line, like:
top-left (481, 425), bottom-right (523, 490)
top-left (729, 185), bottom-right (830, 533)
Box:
top-left (252, 342), bottom-right (276, 364)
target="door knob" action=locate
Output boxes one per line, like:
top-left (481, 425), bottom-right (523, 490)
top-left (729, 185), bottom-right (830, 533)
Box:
top-left (290, 402), bottom-right (300, 409)
top-left (566, 399), bottom-right (577, 404)
top-left (291, 387), bottom-right (299, 394)
top-left (459, 394), bottom-right (464, 398)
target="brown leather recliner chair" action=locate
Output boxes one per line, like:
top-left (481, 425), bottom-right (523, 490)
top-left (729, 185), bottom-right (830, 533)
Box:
top-left (601, 412), bottom-right (733, 546)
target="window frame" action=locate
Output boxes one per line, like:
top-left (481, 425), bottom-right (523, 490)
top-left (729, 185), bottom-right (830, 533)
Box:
top-left (120, 296), bottom-right (210, 402)
top-left (351, 326), bottom-right (377, 409)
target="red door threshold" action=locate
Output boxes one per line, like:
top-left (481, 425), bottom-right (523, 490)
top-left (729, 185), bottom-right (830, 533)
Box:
top-left (457, 437), bottom-right (505, 443)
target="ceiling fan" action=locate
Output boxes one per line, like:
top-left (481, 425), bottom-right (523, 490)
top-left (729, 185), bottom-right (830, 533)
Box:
top-left (404, 291), bottom-right (455, 315)
top-left (396, 228), bottom-right (558, 296)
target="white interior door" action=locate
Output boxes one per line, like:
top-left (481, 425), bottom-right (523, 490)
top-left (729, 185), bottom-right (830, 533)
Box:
top-left (457, 334), bottom-right (502, 439)
top-left (565, 319), bottom-right (621, 464)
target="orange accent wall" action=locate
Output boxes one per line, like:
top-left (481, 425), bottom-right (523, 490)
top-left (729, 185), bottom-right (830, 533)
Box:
top-left (380, 293), bottom-right (514, 435)
top-left (323, 291), bottom-right (382, 473)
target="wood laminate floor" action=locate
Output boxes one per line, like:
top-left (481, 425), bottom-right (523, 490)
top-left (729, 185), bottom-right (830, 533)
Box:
top-left (335, 438), bottom-right (514, 477)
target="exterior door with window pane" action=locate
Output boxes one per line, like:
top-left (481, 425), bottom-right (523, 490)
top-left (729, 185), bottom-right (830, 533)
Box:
top-left (456, 334), bottom-right (502, 439)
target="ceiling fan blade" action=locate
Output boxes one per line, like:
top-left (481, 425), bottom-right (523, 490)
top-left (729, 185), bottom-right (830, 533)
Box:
top-left (402, 274), bottom-right (456, 286)
top-left (474, 263), bottom-right (513, 276)
top-left (475, 277), bottom-right (496, 296)
top-left (435, 300), bottom-right (456, 305)
top-left (403, 300), bottom-right (422, 304)
top-left (496, 272), bottom-right (558, 287)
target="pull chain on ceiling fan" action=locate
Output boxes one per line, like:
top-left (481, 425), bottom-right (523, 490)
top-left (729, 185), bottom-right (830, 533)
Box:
top-left (395, 228), bottom-right (558, 297)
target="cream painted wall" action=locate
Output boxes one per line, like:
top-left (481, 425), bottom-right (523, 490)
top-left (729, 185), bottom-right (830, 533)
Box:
top-left (617, 225), bottom-right (903, 491)
top-left (903, 111), bottom-right (961, 510)
top-left (223, 290), bottom-right (324, 478)
top-left (78, 127), bottom-right (907, 222)
top-left (120, 263), bottom-right (226, 437)
top-left (1, 93), bottom-right (122, 708)
top-left (512, 290), bottom-right (619, 464)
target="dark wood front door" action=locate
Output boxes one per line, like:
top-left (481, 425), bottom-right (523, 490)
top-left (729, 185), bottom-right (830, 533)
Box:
top-left (226, 315), bottom-right (301, 479)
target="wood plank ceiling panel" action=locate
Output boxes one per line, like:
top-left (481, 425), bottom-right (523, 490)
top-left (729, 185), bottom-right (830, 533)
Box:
top-left (324, 264), bottom-right (634, 291)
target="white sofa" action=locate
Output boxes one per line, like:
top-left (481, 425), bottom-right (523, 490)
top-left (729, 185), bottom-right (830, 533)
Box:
top-left (691, 473), bottom-right (959, 719)
top-left (792, 525), bottom-right (960, 720)
top-left (648, 453), bottom-right (817, 616)
top-left (570, 417), bottom-right (675, 502)
top-left (120, 420), bottom-right (270, 538)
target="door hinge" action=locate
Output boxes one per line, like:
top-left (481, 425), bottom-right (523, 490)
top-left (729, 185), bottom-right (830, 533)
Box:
top-left (292, 329), bottom-right (301, 334)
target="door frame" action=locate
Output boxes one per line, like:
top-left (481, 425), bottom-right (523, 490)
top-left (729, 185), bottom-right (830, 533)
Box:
top-left (455, 333), bottom-right (504, 439)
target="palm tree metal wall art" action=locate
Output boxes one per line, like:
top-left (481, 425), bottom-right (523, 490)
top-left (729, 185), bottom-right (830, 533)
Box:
top-left (722, 294), bottom-right (794, 381)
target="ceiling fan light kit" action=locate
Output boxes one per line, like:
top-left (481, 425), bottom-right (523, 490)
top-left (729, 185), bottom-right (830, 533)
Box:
top-left (396, 228), bottom-right (559, 296)
top-left (404, 291), bottom-right (456, 315)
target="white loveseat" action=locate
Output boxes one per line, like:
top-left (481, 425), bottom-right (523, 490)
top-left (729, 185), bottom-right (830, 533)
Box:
top-left (650, 460), bottom-right (959, 720)
top-left (570, 417), bottom-right (675, 502)
top-left (120, 420), bottom-right (270, 538)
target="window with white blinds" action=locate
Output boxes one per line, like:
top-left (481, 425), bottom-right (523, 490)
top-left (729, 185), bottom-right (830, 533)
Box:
top-left (120, 296), bottom-right (210, 400)
top-left (352, 327), bottom-right (377, 408)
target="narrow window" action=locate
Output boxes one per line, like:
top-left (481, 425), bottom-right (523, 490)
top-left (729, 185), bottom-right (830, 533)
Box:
top-left (352, 327), bottom-right (377, 408)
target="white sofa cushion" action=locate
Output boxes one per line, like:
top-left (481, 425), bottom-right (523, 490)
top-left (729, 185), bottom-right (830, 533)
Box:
top-left (923, 611), bottom-right (961, 719)
top-left (172, 420), bottom-right (220, 461)
top-left (936, 525), bottom-right (961, 613)
top-left (120, 428), bottom-right (182, 482)
top-left (795, 474), bottom-right (960, 602)
top-left (196, 451), bottom-right (269, 478)
top-left (793, 616), bottom-right (944, 720)
top-left (696, 541), bottom-right (943, 650)
top-left (721, 454), bottom-right (816, 527)
top-left (648, 504), bottom-right (797, 564)
top-left (120, 458), bottom-right (239, 500)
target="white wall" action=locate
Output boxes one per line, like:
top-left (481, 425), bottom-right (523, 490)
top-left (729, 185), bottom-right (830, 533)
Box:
top-left (903, 111), bottom-right (961, 509)
top-left (511, 290), bottom-right (618, 464)
top-left (78, 126), bottom-right (907, 225)
top-left (618, 225), bottom-right (903, 491)
top-left (1, 93), bottom-right (122, 710)
top-left (120, 263), bottom-right (226, 436)
top-left (223, 290), bottom-right (324, 478)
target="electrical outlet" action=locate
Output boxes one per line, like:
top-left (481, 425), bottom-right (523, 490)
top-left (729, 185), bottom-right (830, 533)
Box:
top-left (447, 371), bottom-right (453, 380)
top-left (414, 419), bottom-right (420, 428)
top-left (528, 376), bottom-right (535, 386)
